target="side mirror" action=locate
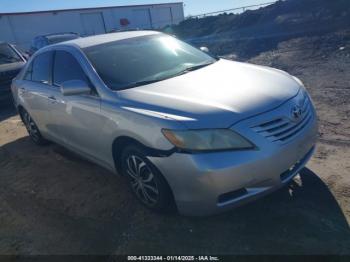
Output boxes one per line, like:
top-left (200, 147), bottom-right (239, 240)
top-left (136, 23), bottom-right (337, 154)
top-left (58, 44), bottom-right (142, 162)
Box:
top-left (60, 80), bottom-right (91, 96)
top-left (200, 46), bottom-right (209, 53)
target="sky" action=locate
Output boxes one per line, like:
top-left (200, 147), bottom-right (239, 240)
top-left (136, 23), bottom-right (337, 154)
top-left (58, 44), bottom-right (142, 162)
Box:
top-left (0, 0), bottom-right (274, 16)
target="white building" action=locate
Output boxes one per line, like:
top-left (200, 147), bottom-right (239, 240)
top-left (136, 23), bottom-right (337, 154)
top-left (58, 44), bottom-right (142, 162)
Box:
top-left (0, 2), bottom-right (184, 49)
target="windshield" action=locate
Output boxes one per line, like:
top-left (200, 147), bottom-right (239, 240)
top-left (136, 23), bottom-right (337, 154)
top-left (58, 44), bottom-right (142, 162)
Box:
top-left (0, 43), bottom-right (22, 65)
top-left (83, 34), bottom-right (217, 90)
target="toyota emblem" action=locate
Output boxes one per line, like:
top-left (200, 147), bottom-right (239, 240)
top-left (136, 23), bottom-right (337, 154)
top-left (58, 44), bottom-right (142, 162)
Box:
top-left (291, 105), bottom-right (303, 121)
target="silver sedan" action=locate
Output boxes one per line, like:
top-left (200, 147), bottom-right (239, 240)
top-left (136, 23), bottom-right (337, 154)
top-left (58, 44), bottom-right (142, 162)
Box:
top-left (11, 31), bottom-right (318, 216)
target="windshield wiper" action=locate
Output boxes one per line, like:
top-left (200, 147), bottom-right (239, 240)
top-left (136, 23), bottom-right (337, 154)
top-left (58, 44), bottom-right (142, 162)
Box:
top-left (175, 61), bottom-right (216, 77)
top-left (118, 79), bottom-right (165, 90)
top-left (116, 61), bottom-right (217, 90)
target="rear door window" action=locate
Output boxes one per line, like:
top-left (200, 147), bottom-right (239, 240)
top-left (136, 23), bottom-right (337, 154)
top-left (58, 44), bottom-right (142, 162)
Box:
top-left (30, 51), bottom-right (53, 84)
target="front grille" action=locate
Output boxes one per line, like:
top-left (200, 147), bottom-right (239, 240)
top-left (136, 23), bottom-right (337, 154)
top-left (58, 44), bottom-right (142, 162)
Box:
top-left (252, 97), bottom-right (312, 143)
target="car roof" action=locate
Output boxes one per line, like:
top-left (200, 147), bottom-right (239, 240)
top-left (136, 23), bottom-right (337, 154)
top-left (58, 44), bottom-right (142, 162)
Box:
top-left (62, 30), bottom-right (161, 49)
top-left (45, 34), bottom-right (80, 42)
top-left (38, 32), bottom-right (78, 38)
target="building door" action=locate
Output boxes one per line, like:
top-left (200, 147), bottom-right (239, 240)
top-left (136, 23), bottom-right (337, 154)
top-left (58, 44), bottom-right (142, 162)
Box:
top-left (132, 9), bottom-right (152, 29)
top-left (153, 7), bottom-right (173, 28)
top-left (81, 12), bottom-right (106, 36)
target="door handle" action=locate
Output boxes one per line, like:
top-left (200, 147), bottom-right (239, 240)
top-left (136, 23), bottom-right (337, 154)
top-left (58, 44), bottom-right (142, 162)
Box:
top-left (48, 96), bottom-right (57, 103)
top-left (19, 87), bottom-right (27, 93)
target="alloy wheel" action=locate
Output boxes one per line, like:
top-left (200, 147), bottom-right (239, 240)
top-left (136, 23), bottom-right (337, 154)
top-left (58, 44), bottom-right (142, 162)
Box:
top-left (125, 155), bottom-right (160, 206)
top-left (22, 111), bottom-right (40, 142)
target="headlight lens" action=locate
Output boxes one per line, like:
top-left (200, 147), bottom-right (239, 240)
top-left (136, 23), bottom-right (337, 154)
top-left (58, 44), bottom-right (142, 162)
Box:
top-left (162, 129), bottom-right (255, 152)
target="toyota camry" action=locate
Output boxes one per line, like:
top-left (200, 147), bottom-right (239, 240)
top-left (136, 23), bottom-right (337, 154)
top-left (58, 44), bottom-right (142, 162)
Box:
top-left (11, 31), bottom-right (318, 216)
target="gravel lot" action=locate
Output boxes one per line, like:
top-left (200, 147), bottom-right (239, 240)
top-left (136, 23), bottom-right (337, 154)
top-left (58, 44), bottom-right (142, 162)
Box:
top-left (0, 35), bottom-right (349, 255)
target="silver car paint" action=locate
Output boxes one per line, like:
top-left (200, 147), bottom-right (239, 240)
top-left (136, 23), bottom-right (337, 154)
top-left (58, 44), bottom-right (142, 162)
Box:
top-left (150, 92), bottom-right (317, 215)
top-left (118, 59), bottom-right (301, 129)
top-left (12, 31), bottom-right (317, 215)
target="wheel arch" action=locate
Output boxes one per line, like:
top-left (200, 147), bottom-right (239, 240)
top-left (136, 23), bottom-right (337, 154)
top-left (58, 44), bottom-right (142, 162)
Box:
top-left (112, 135), bottom-right (176, 175)
top-left (112, 135), bottom-right (177, 210)
top-left (112, 136), bottom-right (145, 175)
top-left (17, 104), bottom-right (26, 121)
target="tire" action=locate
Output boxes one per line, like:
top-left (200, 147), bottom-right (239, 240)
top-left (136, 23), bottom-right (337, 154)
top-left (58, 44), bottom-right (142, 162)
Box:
top-left (20, 109), bottom-right (49, 146)
top-left (120, 144), bottom-right (173, 212)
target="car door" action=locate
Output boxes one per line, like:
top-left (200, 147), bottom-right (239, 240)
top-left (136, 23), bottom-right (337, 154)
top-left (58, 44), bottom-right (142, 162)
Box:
top-left (48, 49), bottom-right (104, 160)
top-left (19, 51), bottom-right (54, 136)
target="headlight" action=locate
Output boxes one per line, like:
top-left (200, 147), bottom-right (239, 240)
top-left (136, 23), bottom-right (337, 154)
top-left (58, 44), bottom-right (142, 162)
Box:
top-left (162, 129), bottom-right (255, 152)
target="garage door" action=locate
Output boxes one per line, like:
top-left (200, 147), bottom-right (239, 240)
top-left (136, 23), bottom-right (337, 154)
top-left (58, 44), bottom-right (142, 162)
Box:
top-left (81, 12), bottom-right (106, 36)
top-left (132, 9), bottom-right (152, 29)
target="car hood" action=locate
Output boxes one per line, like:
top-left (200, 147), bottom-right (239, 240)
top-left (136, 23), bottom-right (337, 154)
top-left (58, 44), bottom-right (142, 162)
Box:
top-left (118, 59), bottom-right (300, 129)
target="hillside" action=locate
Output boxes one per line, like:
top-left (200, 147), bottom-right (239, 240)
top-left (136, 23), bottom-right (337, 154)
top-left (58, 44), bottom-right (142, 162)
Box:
top-left (170, 0), bottom-right (350, 58)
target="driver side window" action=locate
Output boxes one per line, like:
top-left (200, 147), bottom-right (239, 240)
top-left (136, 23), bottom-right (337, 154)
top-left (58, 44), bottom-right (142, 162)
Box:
top-left (53, 51), bottom-right (90, 87)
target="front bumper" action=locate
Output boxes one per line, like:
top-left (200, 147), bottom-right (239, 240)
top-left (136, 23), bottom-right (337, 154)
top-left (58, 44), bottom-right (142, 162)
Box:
top-left (149, 103), bottom-right (318, 216)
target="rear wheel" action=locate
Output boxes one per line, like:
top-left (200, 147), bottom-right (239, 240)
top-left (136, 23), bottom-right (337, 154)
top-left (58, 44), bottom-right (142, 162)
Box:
top-left (21, 109), bottom-right (48, 145)
top-left (120, 145), bottom-right (173, 212)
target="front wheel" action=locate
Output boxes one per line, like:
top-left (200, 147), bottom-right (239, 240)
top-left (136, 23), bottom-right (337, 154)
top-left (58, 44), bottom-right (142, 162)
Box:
top-left (120, 145), bottom-right (173, 212)
top-left (21, 109), bottom-right (49, 146)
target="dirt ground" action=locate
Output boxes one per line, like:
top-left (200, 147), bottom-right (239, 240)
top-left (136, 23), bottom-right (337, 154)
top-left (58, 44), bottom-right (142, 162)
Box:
top-left (0, 37), bottom-right (349, 255)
